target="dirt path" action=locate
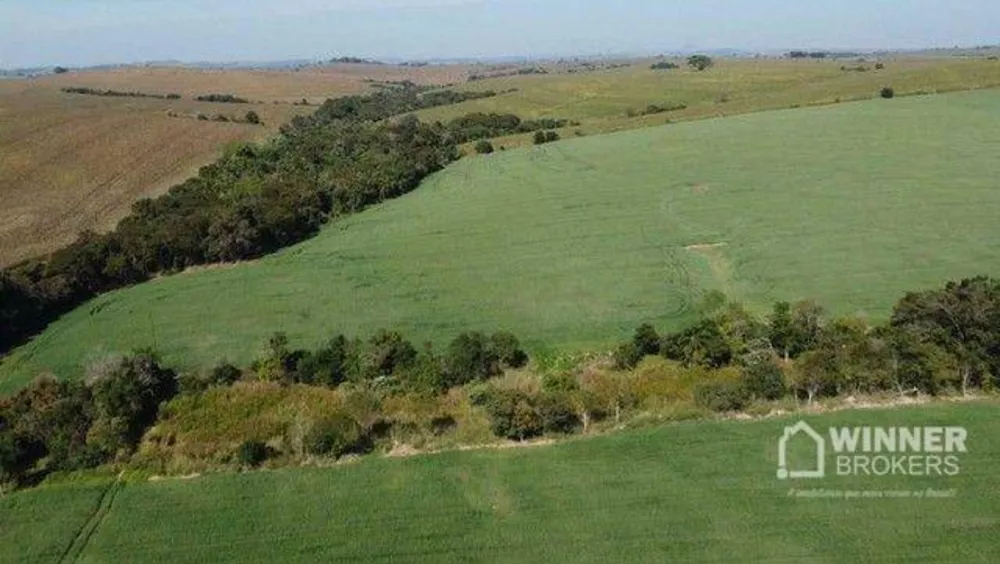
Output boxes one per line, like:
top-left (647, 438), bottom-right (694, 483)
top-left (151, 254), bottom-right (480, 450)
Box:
top-left (58, 472), bottom-right (124, 563)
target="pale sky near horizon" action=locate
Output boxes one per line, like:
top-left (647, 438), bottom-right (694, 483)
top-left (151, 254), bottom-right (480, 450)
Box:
top-left (1, 0), bottom-right (998, 68)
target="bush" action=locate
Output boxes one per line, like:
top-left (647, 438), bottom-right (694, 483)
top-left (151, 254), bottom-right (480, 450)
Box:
top-left (537, 393), bottom-right (580, 434)
top-left (244, 110), bottom-right (261, 125)
top-left (880, 87), bottom-right (895, 99)
top-left (875, 62), bottom-right (885, 70)
top-left (474, 140), bottom-right (495, 154)
top-left (443, 332), bottom-right (498, 387)
top-left (650, 61), bottom-right (679, 70)
top-left (303, 413), bottom-right (363, 457)
top-left (211, 362), bottom-right (242, 386)
top-left (740, 361), bottom-right (786, 401)
top-left (545, 131), bottom-right (560, 143)
top-left (490, 332), bottom-right (528, 368)
top-left (694, 380), bottom-right (749, 412)
top-left (479, 388), bottom-right (543, 440)
top-left (533, 131), bottom-right (548, 145)
top-left (613, 341), bottom-right (643, 369)
top-left (236, 440), bottom-right (269, 467)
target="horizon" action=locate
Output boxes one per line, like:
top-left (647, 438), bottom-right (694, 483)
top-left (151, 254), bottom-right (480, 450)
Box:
top-left (2, 0), bottom-right (998, 69)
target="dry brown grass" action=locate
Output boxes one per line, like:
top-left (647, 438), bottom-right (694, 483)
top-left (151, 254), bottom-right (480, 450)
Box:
top-left (41, 64), bottom-right (471, 103)
top-left (0, 65), bottom-right (469, 265)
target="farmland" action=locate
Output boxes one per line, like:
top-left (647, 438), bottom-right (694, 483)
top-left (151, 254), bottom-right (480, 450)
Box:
top-left (0, 64), bottom-right (466, 265)
top-left (3, 57), bottom-right (998, 266)
top-left (3, 88), bottom-right (1000, 390)
top-left (1, 401), bottom-right (997, 563)
top-left (415, 57), bottom-right (1000, 144)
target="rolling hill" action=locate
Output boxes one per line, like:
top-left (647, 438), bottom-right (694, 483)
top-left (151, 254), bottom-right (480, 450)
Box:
top-left (2, 89), bottom-right (1000, 391)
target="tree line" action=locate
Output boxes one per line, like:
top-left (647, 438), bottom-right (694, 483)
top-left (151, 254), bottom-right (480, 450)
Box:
top-left (2, 277), bottom-right (996, 490)
top-left (443, 112), bottom-right (569, 144)
top-left (0, 84), bottom-right (509, 355)
top-left (614, 276), bottom-right (1000, 410)
top-left (0, 328), bottom-right (529, 490)
top-left (62, 87), bottom-right (182, 100)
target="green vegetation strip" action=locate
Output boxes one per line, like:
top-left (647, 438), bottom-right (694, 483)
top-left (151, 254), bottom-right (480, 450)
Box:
top-left (1, 402), bottom-right (995, 563)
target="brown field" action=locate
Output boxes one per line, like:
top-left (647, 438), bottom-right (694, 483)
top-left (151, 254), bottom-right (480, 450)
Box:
top-left (0, 64), bottom-right (469, 266)
top-left (39, 63), bottom-right (472, 103)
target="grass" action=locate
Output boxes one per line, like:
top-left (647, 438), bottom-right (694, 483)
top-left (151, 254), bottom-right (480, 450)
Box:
top-left (4, 89), bottom-right (1000, 391)
top-left (1, 402), bottom-right (997, 562)
top-left (0, 479), bottom-right (114, 564)
top-left (414, 57), bottom-right (1000, 146)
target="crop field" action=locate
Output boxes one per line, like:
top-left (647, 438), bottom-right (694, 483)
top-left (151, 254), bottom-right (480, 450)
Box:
top-left (0, 64), bottom-right (467, 265)
top-left (0, 401), bottom-right (996, 563)
top-left (0, 82), bottom-right (299, 266)
top-left (2, 88), bottom-right (1000, 389)
top-left (415, 57), bottom-right (1000, 143)
top-left (39, 64), bottom-right (472, 104)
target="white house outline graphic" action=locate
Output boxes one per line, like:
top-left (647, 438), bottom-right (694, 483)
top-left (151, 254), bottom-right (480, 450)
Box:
top-left (777, 421), bottom-right (825, 479)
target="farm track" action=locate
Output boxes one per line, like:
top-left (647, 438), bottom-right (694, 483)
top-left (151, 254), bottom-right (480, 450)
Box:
top-left (57, 474), bottom-right (124, 564)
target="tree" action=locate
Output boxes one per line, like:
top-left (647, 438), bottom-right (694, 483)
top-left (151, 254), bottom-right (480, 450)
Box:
top-left (660, 319), bottom-right (733, 368)
top-left (86, 351), bottom-right (178, 456)
top-left (490, 332), bottom-right (528, 368)
top-left (474, 140), bottom-right (495, 154)
top-left (687, 55), bottom-right (714, 71)
top-left (443, 332), bottom-right (499, 387)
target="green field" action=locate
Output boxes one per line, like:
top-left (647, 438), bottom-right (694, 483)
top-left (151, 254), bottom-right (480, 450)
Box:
top-left (4, 89), bottom-right (1000, 390)
top-left (1, 402), bottom-right (997, 563)
top-left (415, 58), bottom-right (1000, 139)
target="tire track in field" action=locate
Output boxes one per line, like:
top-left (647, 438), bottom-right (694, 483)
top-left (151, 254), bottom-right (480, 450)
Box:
top-left (58, 472), bottom-right (125, 564)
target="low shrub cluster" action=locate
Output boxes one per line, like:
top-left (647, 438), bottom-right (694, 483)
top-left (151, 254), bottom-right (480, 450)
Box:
top-left (533, 131), bottom-right (560, 145)
top-left (195, 93), bottom-right (251, 103)
top-left (62, 87), bottom-right (181, 99)
top-left (626, 102), bottom-right (687, 118)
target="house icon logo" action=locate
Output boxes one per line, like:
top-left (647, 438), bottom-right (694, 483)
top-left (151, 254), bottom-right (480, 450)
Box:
top-left (777, 421), bottom-right (825, 479)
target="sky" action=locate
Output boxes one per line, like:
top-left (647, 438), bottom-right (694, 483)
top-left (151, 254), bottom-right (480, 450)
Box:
top-left (1, 0), bottom-right (998, 68)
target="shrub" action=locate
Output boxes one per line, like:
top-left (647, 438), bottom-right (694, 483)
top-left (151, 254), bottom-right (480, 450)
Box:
top-left (303, 413), bottom-right (363, 457)
top-left (614, 341), bottom-right (643, 369)
top-left (544, 131), bottom-right (560, 143)
top-left (740, 361), bottom-right (786, 401)
top-left (533, 131), bottom-right (548, 145)
top-left (211, 362), bottom-right (242, 386)
top-left (537, 393), bottom-right (580, 434)
top-left (650, 61), bottom-right (679, 70)
top-left (490, 332), bottom-right (528, 368)
top-left (875, 62), bottom-right (885, 70)
top-left (474, 140), bottom-right (495, 154)
top-left (880, 87), bottom-right (895, 99)
top-left (480, 389), bottom-right (543, 440)
top-left (687, 55), bottom-right (714, 71)
top-left (244, 110), bottom-right (261, 125)
top-left (236, 440), bottom-right (269, 467)
top-left (694, 380), bottom-right (749, 412)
